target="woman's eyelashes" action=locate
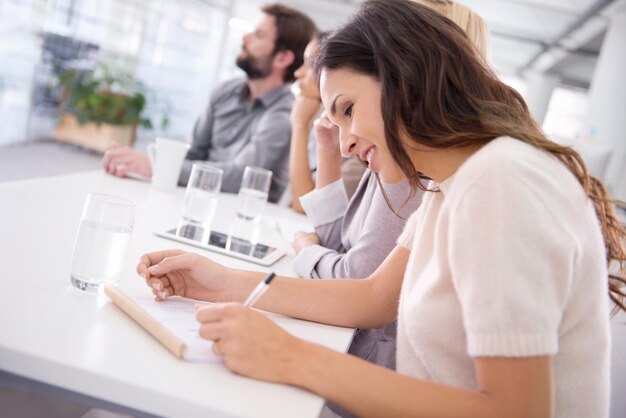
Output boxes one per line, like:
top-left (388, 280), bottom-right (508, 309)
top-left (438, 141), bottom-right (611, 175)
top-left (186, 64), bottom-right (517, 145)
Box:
top-left (343, 103), bottom-right (353, 118)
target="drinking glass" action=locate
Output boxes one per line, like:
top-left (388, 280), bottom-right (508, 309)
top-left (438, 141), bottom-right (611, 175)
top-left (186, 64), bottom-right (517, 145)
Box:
top-left (181, 163), bottom-right (223, 225)
top-left (236, 166), bottom-right (272, 222)
top-left (70, 193), bottom-right (136, 292)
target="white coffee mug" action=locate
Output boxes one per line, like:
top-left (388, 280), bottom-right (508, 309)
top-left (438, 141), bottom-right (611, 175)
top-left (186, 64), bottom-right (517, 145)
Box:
top-left (147, 137), bottom-right (190, 192)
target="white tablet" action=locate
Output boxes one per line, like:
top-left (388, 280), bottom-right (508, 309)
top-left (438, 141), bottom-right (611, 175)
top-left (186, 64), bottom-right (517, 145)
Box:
top-left (154, 224), bottom-right (285, 266)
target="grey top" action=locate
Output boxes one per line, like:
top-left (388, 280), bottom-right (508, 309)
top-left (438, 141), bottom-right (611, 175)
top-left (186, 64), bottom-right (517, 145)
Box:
top-left (295, 171), bottom-right (420, 279)
top-left (179, 77), bottom-right (294, 203)
top-left (294, 170), bottom-right (423, 371)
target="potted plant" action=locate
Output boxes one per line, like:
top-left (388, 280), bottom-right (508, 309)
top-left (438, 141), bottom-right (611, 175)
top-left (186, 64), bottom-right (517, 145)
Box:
top-left (54, 63), bottom-right (168, 153)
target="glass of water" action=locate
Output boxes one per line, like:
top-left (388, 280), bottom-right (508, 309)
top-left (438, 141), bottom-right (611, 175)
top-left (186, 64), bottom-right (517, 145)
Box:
top-left (181, 163), bottom-right (223, 228)
top-left (70, 193), bottom-right (135, 292)
top-left (236, 166), bottom-right (272, 222)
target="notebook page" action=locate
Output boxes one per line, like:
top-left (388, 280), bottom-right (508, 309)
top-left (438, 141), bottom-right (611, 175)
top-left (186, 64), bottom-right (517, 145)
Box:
top-left (131, 296), bottom-right (220, 362)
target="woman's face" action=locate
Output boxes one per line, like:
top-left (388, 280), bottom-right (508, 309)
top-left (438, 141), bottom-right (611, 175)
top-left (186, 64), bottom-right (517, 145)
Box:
top-left (293, 39), bottom-right (321, 99)
top-left (320, 68), bottom-right (405, 183)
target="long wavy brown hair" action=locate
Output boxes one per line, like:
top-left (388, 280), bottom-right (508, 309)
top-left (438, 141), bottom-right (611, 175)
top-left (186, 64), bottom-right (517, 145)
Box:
top-left (315, 0), bottom-right (626, 312)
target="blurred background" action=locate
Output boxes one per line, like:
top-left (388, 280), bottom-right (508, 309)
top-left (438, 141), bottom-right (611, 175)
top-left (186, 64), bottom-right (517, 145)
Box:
top-left (0, 0), bottom-right (624, 202)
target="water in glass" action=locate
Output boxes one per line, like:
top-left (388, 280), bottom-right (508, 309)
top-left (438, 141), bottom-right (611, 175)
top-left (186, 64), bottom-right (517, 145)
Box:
top-left (182, 188), bottom-right (218, 226)
top-left (70, 220), bottom-right (132, 291)
top-left (236, 187), bottom-right (268, 222)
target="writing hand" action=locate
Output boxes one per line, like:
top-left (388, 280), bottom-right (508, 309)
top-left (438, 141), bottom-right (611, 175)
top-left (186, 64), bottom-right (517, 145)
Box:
top-left (196, 303), bottom-right (307, 384)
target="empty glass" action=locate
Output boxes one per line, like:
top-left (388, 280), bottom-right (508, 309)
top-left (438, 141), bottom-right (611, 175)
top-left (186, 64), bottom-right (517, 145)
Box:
top-left (236, 166), bottom-right (272, 222)
top-left (70, 193), bottom-right (135, 292)
top-left (181, 163), bottom-right (223, 228)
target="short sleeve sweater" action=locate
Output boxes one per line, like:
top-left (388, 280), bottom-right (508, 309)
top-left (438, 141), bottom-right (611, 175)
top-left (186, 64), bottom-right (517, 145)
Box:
top-left (396, 137), bottom-right (610, 418)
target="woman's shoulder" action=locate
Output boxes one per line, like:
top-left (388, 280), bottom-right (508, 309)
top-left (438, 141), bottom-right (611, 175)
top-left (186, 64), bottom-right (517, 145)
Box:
top-left (453, 136), bottom-right (580, 195)
top-left (447, 136), bottom-right (596, 235)
top-left (463, 136), bottom-right (551, 173)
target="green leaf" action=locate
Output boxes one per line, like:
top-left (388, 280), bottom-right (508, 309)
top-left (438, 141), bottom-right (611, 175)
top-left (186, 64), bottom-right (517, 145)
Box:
top-left (56, 61), bottom-right (171, 129)
top-left (161, 116), bottom-right (170, 130)
top-left (140, 118), bottom-right (153, 129)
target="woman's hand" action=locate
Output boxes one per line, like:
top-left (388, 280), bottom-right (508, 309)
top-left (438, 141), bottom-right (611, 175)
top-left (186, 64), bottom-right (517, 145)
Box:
top-left (290, 95), bottom-right (322, 128)
top-left (197, 303), bottom-right (309, 384)
top-left (313, 112), bottom-right (343, 188)
top-left (137, 249), bottom-right (230, 302)
top-left (292, 231), bottom-right (321, 255)
top-left (314, 112), bottom-right (341, 156)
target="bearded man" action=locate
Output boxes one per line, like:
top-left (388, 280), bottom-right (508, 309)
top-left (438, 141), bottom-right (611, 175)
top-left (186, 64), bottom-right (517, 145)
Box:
top-left (103, 4), bottom-right (316, 202)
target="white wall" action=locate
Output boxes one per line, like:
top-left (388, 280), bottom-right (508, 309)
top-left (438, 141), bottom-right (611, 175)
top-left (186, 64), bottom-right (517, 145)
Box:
top-left (581, 2), bottom-right (626, 199)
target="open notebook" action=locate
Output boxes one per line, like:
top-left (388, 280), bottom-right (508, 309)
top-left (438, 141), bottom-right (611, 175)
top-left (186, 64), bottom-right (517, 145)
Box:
top-left (104, 284), bottom-right (219, 362)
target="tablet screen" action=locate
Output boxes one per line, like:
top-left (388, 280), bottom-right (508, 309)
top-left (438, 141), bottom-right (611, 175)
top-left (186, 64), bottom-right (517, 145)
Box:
top-left (168, 225), bottom-right (276, 260)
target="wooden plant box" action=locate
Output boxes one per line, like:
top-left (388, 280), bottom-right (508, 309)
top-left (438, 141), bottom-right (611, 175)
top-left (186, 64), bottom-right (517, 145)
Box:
top-left (53, 113), bottom-right (137, 154)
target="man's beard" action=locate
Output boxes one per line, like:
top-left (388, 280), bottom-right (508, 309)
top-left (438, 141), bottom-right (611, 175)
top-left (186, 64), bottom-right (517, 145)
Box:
top-left (236, 53), bottom-right (272, 80)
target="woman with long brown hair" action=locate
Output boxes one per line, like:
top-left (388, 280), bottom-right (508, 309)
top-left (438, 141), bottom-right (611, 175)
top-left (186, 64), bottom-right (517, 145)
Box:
top-left (289, 0), bottom-right (490, 384)
top-left (139, 1), bottom-right (625, 417)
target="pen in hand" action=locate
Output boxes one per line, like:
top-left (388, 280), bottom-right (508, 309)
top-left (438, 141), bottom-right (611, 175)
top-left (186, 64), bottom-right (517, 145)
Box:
top-left (243, 272), bottom-right (276, 307)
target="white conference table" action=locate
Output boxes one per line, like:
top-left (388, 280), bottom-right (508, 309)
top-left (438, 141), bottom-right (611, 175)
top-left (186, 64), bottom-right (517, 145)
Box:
top-left (0, 171), bottom-right (354, 418)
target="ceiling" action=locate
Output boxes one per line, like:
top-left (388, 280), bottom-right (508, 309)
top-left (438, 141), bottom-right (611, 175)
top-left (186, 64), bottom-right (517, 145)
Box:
top-left (281, 0), bottom-right (626, 90)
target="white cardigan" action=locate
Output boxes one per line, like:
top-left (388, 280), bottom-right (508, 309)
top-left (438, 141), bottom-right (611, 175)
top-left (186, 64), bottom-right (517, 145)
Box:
top-left (397, 137), bottom-right (610, 418)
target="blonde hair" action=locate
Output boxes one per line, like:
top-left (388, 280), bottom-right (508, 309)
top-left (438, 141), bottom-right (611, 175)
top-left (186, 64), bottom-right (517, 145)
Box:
top-left (415, 0), bottom-right (491, 61)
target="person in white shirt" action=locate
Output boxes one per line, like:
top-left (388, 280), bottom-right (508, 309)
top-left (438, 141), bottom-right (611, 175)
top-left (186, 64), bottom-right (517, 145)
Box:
top-left (290, 3), bottom-right (490, 416)
top-left (137, 1), bottom-right (626, 417)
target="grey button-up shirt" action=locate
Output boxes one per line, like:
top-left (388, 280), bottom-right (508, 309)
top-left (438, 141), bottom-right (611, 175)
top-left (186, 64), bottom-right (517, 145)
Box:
top-left (179, 77), bottom-right (294, 203)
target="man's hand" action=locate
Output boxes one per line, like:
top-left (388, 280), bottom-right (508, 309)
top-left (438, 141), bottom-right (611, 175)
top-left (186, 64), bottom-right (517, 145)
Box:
top-left (102, 144), bottom-right (152, 178)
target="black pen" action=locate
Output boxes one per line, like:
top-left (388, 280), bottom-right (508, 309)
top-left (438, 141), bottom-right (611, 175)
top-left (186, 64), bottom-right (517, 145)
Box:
top-left (243, 272), bottom-right (276, 307)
